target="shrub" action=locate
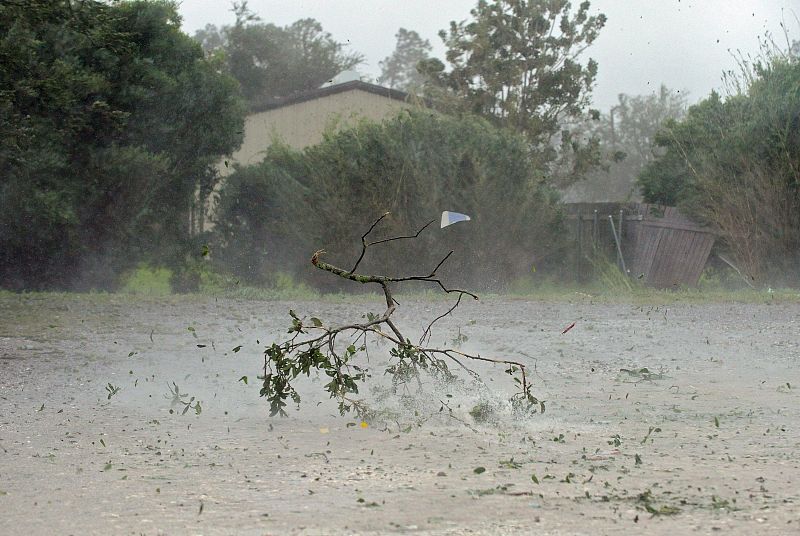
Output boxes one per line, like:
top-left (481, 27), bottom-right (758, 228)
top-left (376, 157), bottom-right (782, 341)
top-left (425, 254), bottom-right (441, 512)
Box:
top-left (638, 55), bottom-right (800, 285)
top-left (214, 109), bottom-right (566, 290)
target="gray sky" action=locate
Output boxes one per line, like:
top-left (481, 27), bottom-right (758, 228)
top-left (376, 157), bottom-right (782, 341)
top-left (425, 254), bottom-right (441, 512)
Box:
top-left (176, 0), bottom-right (798, 110)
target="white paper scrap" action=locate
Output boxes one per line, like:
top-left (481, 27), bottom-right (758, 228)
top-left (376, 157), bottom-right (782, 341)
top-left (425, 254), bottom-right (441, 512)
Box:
top-left (441, 211), bottom-right (471, 228)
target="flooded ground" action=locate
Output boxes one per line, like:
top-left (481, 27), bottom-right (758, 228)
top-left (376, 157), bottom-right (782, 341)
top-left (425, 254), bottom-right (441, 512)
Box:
top-left (1, 292), bottom-right (799, 535)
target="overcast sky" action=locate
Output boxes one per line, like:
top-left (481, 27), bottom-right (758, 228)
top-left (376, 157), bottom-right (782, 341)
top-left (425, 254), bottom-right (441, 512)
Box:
top-left (176, 0), bottom-right (798, 110)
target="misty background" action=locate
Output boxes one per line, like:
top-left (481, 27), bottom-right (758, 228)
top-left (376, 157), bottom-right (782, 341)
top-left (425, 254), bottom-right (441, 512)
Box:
top-left (1, 0), bottom-right (798, 294)
top-left (177, 0), bottom-right (797, 110)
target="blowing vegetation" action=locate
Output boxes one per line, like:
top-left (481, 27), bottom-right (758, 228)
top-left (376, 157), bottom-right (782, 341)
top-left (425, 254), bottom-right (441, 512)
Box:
top-left (213, 111), bottom-right (565, 290)
top-left (0, 0), bottom-right (798, 294)
top-left (0, 0), bottom-right (245, 291)
top-left (4, 2), bottom-right (800, 534)
top-left (639, 45), bottom-right (800, 285)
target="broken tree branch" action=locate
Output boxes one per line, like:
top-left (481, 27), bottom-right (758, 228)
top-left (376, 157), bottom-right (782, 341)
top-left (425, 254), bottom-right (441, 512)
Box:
top-left (260, 213), bottom-right (542, 419)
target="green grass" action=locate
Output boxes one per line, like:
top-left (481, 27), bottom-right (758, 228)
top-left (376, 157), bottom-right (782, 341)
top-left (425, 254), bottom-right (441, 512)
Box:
top-left (500, 255), bottom-right (800, 304)
top-left (118, 264), bottom-right (172, 296)
top-left (3, 260), bottom-right (799, 305)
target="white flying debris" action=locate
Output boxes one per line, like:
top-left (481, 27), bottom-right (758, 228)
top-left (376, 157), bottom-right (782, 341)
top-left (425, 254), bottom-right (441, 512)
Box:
top-left (441, 211), bottom-right (471, 228)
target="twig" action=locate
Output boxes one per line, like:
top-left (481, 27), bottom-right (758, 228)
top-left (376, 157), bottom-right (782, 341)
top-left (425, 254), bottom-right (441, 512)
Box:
top-left (420, 293), bottom-right (464, 345)
top-left (350, 213), bottom-right (436, 273)
top-left (350, 212), bottom-right (390, 273)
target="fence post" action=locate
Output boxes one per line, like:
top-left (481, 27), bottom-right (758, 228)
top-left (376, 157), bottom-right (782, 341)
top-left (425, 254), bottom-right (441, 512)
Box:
top-left (576, 213), bottom-right (583, 281)
top-left (592, 209), bottom-right (599, 249)
top-left (609, 215), bottom-right (628, 276)
top-left (618, 209), bottom-right (624, 265)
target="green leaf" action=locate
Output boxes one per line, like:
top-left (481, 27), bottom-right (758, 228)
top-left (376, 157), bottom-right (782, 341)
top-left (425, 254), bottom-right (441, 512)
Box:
top-left (239, 376), bottom-right (248, 385)
top-left (231, 345), bottom-right (242, 353)
top-left (473, 466), bottom-right (486, 474)
top-left (310, 317), bottom-right (323, 327)
top-left (531, 473), bottom-right (539, 484)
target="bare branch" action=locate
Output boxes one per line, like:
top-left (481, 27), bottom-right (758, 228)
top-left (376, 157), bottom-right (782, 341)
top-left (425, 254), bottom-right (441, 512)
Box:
top-left (368, 219), bottom-right (435, 247)
top-left (420, 292), bottom-right (464, 345)
top-left (349, 214), bottom-right (436, 273)
top-left (350, 211), bottom-right (390, 273)
top-left (312, 249), bottom-right (479, 300)
top-left (429, 250), bottom-right (454, 276)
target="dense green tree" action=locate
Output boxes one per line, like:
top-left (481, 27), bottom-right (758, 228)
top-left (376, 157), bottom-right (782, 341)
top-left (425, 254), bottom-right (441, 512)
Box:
top-left (193, 3), bottom-right (363, 104)
top-left (377, 28), bottom-right (433, 92)
top-left (0, 0), bottom-right (245, 290)
top-left (213, 110), bottom-right (565, 290)
top-left (212, 144), bottom-right (309, 286)
top-left (419, 0), bottom-right (605, 147)
top-left (638, 54), bottom-right (800, 284)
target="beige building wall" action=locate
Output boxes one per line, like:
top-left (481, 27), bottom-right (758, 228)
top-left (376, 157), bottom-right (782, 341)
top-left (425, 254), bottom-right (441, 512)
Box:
top-left (223, 88), bottom-right (416, 172)
top-left (202, 88), bottom-right (417, 231)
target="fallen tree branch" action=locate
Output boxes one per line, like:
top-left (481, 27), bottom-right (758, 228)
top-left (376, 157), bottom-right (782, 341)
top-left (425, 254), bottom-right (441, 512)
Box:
top-left (260, 213), bottom-right (542, 419)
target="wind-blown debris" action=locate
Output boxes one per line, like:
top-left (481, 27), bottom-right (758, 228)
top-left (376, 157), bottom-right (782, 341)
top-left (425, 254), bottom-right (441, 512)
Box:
top-left (440, 211), bottom-right (471, 228)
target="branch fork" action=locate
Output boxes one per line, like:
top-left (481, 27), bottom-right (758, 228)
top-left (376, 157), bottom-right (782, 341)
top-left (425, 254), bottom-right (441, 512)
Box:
top-left (262, 213), bottom-right (542, 418)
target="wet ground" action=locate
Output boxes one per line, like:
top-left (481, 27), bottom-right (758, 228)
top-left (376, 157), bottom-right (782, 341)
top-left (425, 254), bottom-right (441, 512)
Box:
top-left (1, 293), bottom-right (799, 535)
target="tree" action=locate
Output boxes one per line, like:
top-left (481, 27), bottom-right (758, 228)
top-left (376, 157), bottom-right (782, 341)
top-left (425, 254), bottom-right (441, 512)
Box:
top-left (193, 4), bottom-right (363, 104)
top-left (638, 54), bottom-right (800, 284)
top-left (377, 28), bottom-right (433, 92)
top-left (213, 109), bottom-right (566, 290)
top-left (212, 144), bottom-right (309, 286)
top-left (0, 0), bottom-right (245, 290)
top-left (420, 0), bottom-right (606, 147)
top-left (563, 85), bottom-right (687, 201)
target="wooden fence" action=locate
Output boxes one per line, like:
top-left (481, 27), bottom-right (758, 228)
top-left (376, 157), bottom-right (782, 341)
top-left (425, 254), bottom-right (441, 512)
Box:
top-left (565, 203), bottom-right (716, 288)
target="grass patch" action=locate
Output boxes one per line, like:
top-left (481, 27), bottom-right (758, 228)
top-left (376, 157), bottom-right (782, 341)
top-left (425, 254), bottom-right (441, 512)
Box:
top-left (118, 265), bottom-right (172, 296)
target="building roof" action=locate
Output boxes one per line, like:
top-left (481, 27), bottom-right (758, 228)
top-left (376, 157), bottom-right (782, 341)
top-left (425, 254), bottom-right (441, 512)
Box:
top-left (250, 80), bottom-right (412, 114)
